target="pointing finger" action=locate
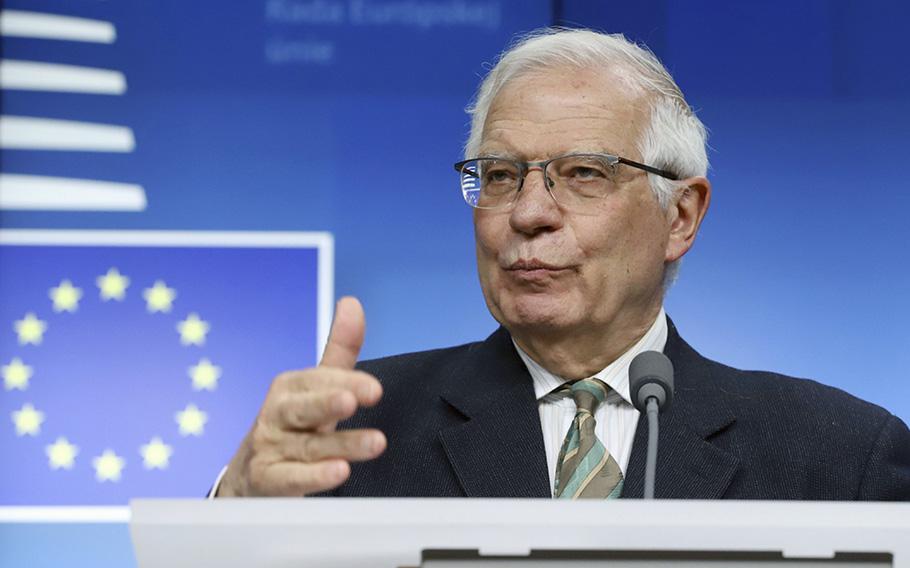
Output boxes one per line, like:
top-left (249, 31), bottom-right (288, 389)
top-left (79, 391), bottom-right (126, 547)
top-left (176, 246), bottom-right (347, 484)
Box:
top-left (286, 429), bottom-right (387, 463)
top-left (319, 296), bottom-right (365, 369)
top-left (283, 368), bottom-right (382, 406)
top-left (274, 390), bottom-right (358, 431)
top-left (259, 460), bottom-right (351, 496)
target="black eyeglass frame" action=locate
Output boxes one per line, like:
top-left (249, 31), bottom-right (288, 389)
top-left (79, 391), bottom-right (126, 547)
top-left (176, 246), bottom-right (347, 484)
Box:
top-left (453, 152), bottom-right (680, 206)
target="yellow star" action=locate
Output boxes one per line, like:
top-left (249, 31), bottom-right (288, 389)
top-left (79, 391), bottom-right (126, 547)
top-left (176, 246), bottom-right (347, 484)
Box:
top-left (175, 404), bottom-right (208, 436)
top-left (2, 357), bottom-right (33, 391)
top-left (140, 437), bottom-right (173, 469)
top-left (14, 313), bottom-right (47, 345)
top-left (177, 313), bottom-right (210, 346)
top-left (46, 437), bottom-right (79, 470)
top-left (189, 358), bottom-right (221, 391)
top-left (92, 449), bottom-right (125, 482)
top-left (97, 268), bottom-right (130, 301)
top-left (49, 279), bottom-right (83, 313)
top-left (12, 403), bottom-right (44, 436)
top-left (143, 280), bottom-right (177, 313)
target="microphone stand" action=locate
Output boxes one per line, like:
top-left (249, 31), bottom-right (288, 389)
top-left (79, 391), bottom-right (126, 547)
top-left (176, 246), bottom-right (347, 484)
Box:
top-left (644, 397), bottom-right (660, 499)
top-left (629, 350), bottom-right (675, 501)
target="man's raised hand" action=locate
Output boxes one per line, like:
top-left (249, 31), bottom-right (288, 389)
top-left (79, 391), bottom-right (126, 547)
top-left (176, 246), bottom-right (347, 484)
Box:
top-left (216, 297), bottom-right (386, 496)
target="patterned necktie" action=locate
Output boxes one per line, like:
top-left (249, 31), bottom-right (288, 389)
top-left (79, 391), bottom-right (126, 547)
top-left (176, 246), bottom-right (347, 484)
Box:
top-left (554, 378), bottom-right (624, 499)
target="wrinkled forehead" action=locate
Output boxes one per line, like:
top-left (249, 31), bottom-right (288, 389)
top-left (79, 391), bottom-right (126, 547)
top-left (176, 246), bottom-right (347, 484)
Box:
top-left (479, 65), bottom-right (651, 160)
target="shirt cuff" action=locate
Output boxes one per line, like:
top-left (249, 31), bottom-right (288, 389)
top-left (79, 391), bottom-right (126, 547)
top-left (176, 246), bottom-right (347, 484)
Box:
top-left (207, 466), bottom-right (229, 499)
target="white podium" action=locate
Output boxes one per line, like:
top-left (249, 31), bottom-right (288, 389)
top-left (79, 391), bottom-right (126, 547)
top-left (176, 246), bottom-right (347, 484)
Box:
top-left (129, 499), bottom-right (909, 568)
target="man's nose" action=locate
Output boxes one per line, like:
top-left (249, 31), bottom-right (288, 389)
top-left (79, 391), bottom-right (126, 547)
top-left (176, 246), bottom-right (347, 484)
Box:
top-left (509, 166), bottom-right (564, 235)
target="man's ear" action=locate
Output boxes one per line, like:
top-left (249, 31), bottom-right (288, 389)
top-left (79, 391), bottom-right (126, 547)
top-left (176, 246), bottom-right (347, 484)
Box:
top-left (665, 176), bottom-right (711, 263)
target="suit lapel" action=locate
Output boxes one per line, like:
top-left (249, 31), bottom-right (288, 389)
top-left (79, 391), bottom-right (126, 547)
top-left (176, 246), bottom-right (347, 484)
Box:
top-left (435, 320), bottom-right (739, 499)
top-left (437, 328), bottom-right (551, 498)
top-left (623, 319), bottom-right (739, 499)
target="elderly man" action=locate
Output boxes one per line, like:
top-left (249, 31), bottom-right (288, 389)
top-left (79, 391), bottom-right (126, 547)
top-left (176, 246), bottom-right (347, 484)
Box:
top-left (215, 29), bottom-right (910, 499)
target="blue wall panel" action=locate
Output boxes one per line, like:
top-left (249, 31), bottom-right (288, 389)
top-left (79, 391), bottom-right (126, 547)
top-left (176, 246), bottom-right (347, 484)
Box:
top-left (2, 0), bottom-right (907, 518)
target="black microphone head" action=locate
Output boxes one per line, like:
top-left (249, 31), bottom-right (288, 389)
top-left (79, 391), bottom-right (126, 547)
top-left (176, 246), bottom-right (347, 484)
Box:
top-left (629, 350), bottom-right (674, 412)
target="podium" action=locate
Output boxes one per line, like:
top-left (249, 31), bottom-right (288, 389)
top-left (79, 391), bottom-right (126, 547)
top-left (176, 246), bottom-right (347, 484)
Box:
top-left (129, 499), bottom-right (909, 567)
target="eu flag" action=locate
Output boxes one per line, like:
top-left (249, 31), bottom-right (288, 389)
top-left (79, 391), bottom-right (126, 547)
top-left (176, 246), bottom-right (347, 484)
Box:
top-left (0, 230), bottom-right (331, 505)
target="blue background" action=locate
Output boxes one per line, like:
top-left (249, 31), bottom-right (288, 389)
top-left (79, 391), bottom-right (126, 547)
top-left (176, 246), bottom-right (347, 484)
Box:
top-left (2, 0), bottom-right (909, 566)
top-left (2, 0), bottom-right (909, 489)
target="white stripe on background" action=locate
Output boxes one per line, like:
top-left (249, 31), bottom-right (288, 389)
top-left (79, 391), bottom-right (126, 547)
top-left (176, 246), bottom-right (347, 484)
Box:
top-left (0, 10), bottom-right (116, 43)
top-left (0, 116), bottom-right (135, 152)
top-left (0, 507), bottom-right (129, 523)
top-left (0, 60), bottom-right (126, 94)
top-left (0, 174), bottom-right (146, 211)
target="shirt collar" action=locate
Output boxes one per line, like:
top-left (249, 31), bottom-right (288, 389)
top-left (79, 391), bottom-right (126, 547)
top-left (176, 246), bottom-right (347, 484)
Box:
top-left (513, 308), bottom-right (668, 406)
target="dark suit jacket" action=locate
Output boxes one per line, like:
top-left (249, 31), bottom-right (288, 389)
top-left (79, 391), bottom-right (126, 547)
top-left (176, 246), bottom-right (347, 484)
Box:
top-left (334, 319), bottom-right (910, 499)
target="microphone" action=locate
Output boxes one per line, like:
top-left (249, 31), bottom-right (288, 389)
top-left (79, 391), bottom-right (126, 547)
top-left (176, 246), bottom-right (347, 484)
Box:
top-left (629, 351), bottom-right (674, 499)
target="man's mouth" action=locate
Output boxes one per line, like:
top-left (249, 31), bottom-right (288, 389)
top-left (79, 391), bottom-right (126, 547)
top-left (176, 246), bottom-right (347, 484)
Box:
top-left (503, 259), bottom-right (577, 284)
top-left (506, 259), bottom-right (569, 271)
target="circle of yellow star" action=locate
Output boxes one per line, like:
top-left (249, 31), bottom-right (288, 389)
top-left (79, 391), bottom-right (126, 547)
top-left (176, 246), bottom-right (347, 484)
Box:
top-left (97, 268), bottom-right (130, 301)
top-left (92, 449), bottom-right (125, 482)
top-left (189, 358), bottom-right (221, 391)
top-left (143, 280), bottom-right (177, 313)
top-left (140, 437), bottom-right (173, 469)
top-left (175, 404), bottom-right (208, 436)
top-left (177, 313), bottom-right (210, 346)
top-left (46, 437), bottom-right (79, 470)
top-left (2, 357), bottom-right (33, 391)
top-left (49, 279), bottom-right (83, 313)
top-left (12, 403), bottom-right (45, 436)
top-left (14, 312), bottom-right (47, 345)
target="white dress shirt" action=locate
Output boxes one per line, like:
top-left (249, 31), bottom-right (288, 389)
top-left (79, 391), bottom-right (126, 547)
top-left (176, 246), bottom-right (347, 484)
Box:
top-left (514, 308), bottom-right (668, 495)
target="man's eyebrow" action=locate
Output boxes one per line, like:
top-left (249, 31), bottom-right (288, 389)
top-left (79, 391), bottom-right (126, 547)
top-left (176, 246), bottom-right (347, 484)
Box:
top-left (474, 148), bottom-right (622, 160)
top-left (474, 149), bottom-right (517, 160)
top-left (564, 147), bottom-right (619, 156)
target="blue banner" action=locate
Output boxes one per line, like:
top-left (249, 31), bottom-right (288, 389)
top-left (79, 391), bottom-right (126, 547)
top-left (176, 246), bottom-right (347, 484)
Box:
top-left (0, 230), bottom-right (330, 505)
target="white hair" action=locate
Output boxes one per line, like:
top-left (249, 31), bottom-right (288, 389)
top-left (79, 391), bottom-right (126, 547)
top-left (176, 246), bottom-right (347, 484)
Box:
top-left (464, 28), bottom-right (709, 287)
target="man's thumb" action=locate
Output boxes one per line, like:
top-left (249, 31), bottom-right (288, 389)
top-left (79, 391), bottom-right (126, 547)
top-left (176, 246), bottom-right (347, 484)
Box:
top-left (319, 296), bottom-right (365, 368)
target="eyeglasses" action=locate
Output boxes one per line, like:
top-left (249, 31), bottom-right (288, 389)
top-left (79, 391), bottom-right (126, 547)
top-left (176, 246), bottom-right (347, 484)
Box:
top-left (453, 153), bottom-right (679, 210)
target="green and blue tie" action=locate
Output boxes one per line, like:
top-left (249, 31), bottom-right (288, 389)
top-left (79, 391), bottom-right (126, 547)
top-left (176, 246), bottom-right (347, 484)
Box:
top-left (554, 378), bottom-right (624, 499)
